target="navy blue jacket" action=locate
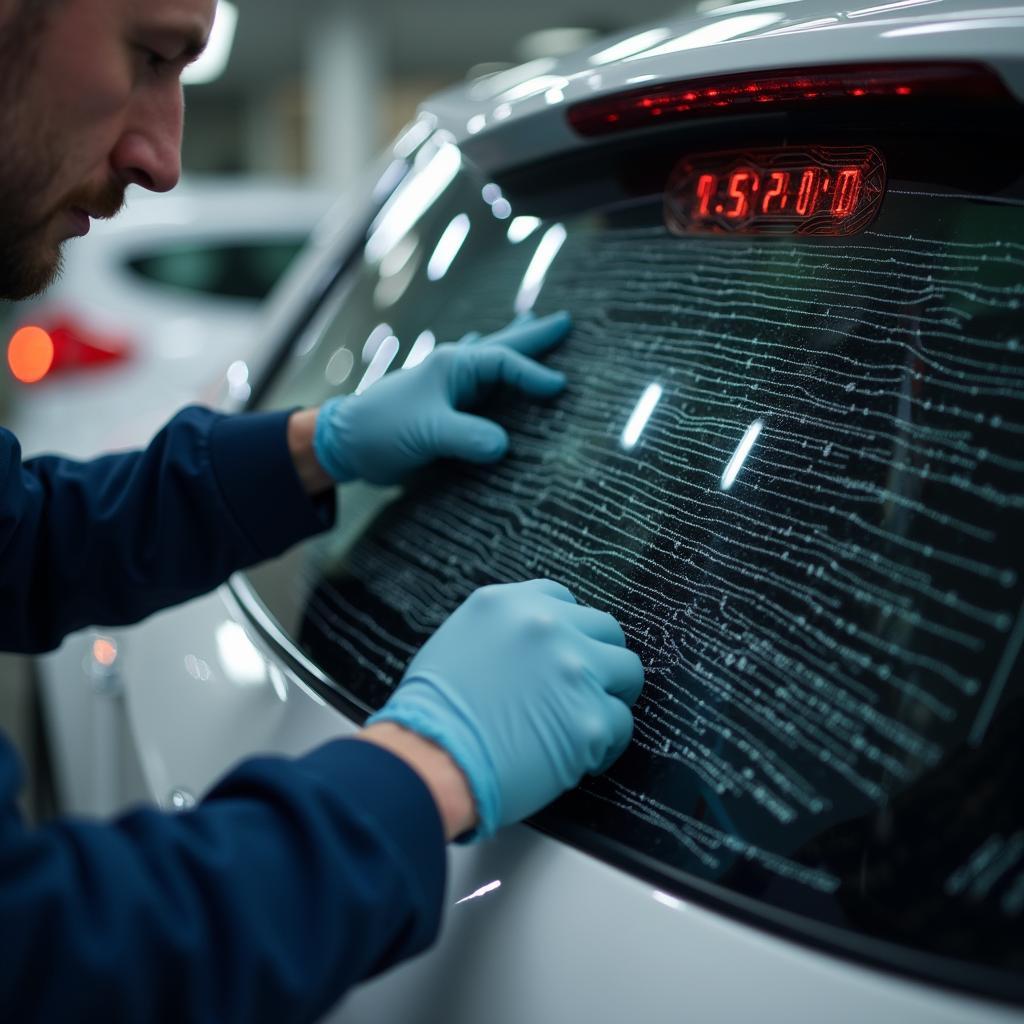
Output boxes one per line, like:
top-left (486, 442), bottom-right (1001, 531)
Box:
top-left (0, 407), bottom-right (445, 1022)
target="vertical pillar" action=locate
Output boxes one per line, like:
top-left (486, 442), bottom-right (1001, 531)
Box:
top-left (306, 3), bottom-right (385, 192)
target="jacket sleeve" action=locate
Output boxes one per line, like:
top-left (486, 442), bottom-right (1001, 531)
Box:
top-left (0, 735), bottom-right (447, 1024)
top-left (0, 405), bottom-right (334, 653)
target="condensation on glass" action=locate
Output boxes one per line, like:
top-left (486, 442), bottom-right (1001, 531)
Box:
top-left (245, 126), bottom-right (1024, 990)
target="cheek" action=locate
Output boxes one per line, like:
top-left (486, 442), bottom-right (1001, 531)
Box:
top-left (50, 65), bottom-right (133, 175)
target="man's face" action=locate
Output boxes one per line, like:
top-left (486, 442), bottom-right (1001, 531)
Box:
top-left (0, 0), bottom-right (216, 300)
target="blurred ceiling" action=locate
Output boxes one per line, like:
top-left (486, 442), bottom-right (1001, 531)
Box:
top-left (204, 0), bottom-right (689, 94)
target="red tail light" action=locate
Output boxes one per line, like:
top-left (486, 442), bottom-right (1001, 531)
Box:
top-left (567, 62), bottom-right (1013, 137)
top-left (7, 315), bottom-right (132, 384)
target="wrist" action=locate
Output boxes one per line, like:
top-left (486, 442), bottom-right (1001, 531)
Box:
top-left (288, 407), bottom-right (334, 496)
top-left (359, 722), bottom-right (478, 841)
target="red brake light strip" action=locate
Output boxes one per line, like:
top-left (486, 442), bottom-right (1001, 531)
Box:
top-left (567, 62), bottom-right (1012, 137)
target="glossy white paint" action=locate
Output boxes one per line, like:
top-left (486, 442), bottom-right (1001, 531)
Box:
top-left (422, 0), bottom-right (1024, 174)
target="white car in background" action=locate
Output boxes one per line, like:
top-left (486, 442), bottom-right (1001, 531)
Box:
top-left (2, 178), bottom-right (334, 818)
top-left (68, 2), bottom-right (1024, 1021)
top-left (6, 177), bottom-right (334, 459)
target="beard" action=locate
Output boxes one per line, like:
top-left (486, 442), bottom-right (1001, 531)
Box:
top-left (0, 160), bottom-right (126, 301)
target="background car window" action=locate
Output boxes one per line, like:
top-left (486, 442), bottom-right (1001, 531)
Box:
top-left (244, 128), bottom-right (1024, 993)
top-left (126, 240), bottom-right (305, 301)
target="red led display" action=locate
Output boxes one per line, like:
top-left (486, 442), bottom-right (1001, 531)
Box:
top-left (664, 145), bottom-right (886, 237)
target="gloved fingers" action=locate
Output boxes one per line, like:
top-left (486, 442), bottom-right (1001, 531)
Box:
top-left (462, 346), bottom-right (566, 401)
top-left (588, 641), bottom-right (645, 705)
top-left (592, 697), bottom-right (635, 775)
top-left (524, 578), bottom-right (578, 604)
top-left (560, 603), bottom-right (627, 647)
top-left (432, 411), bottom-right (510, 463)
top-left (479, 310), bottom-right (571, 357)
top-left (456, 331), bottom-right (483, 345)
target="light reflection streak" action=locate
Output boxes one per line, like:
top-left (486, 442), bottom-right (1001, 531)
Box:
top-left (498, 74), bottom-right (569, 103)
top-left (215, 621), bottom-right (267, 687)
top-left (403, 331), bottom-right (436, 369)
top-left (365, 141), bottom-right (461, 264)
top-left (355, 335), bottom-right (400, 394)
top-left (427, 213), bottom-right (471, 281)
top-left (393, 114), bottom-right (436, 159)
top-left (514, 223), bottom-right (567, 313)
top-left (626, 13), bottom-right (784, 58)
top-left (622, 384), bottom-right (663, 449)
top-left (883, 16), bottom-right (1024, 34)
top-left (361, 323), bottom-right (393, 364)
top-left (847, 0), bottom-right (940, 16)
top-left (454, 880), bottom-right (502, 905)
top-left (652, 890), bottom-right (685, 910)
top-left (508, 216), bottom-right (542, 244)
top-left (721, 418), bottom-right (764, 491)
top-left (589, 27), bottom-right (673, 65)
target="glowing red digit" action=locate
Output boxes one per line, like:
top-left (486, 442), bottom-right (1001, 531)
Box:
top-left (795, 168), bottom-right (822, 216)
top-left (831, 168), bottom-right (862, 217)
top-left (725, 171), bottom-right (756, 219)
top-left (696, 174), bottom-right (716, 217)
top-left (761, 171), bottom-right (789, 213)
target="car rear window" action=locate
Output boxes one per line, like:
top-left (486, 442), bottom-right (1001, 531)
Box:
top-left (126, 239), bottom-right (305, 301)
top-left (243, 115), bottom-right (1024, 997)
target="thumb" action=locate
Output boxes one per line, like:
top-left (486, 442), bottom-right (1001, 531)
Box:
top-left (432, 411), bottom-right (510, 464)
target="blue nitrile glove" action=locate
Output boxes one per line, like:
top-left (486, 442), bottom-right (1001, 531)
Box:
top-left (313, 311), bottom-right (571, 485)
top-left (366, 579), bottom-right (645, 840)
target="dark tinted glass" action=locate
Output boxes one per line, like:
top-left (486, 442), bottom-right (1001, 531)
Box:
top-left (244, 125), bottom-right (1024, 995)
top-left (127, 240), bottom-right (305, 301)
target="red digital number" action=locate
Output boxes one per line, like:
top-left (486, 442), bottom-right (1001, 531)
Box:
top-left (725, 170), bottom-right (758, 219)
top-left (831, 168), bottom-right (862, 217)
top-left (761, 171), bottom-right (789, 214)
top-left (696, 174), bottom-right (716, 218)
top-left (795, 168), bottom-right (822, 217)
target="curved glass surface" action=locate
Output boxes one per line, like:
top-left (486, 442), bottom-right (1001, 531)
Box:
top-left (244, 124), bottom-right (1024, 992)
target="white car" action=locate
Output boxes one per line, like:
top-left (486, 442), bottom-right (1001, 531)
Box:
top-left (6, 177), bottom-right (334, 459)
top-left (103, 2), bottom-right (1024, 1021)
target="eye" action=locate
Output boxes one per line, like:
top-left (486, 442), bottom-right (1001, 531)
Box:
top-left (137, 45), bottom-right (173, 74)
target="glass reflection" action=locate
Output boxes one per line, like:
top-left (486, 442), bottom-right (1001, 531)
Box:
top-left (514, 223), bottom-right (567, 313)
top-left (355, 334), bottom-right (400, 394)
top-left (720, 418), bottom-right (764, 491)
top-left (403, 330), bottom-right (436, 370)
top-left (365, 141), bottom-right (461, 264)
top-left (427, 214), bottom-right (471, 282)
top-left (622, 383), bottom-right (664, 449)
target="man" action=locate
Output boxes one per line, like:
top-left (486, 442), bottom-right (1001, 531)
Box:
top-left (0, 0), bottom-right (645, 1021)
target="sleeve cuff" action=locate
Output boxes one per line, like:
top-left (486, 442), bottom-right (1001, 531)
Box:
top-left (207, 409), bottom-right (335, 559)
top-left (297, 738), bottom-right (447, 955)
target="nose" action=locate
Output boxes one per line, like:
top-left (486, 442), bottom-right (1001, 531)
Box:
top-left (109, 81), bottom-right (184, 193)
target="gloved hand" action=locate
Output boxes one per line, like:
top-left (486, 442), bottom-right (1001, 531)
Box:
top-left (366, 579), bottom-right (645, 840)
top-left (312, 312), bottom-right (570, 485)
